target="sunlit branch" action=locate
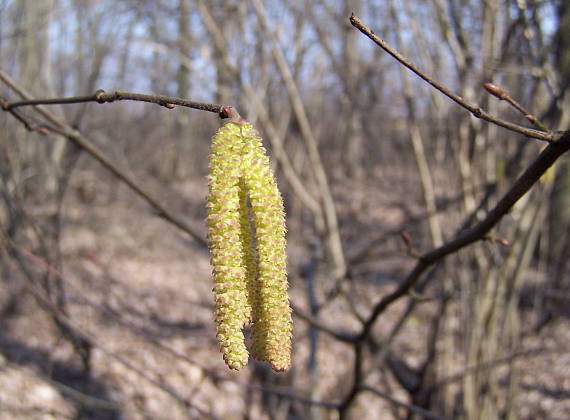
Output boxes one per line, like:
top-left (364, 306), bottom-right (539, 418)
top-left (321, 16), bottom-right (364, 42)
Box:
top-left (358, 129), bottom-right (570, 341)
top-left (349, 14), bottom-right (555, 143)
top-left (2, 89), bottom-right (225, 115)
top-left (0, 70), bottom-right (208, 248)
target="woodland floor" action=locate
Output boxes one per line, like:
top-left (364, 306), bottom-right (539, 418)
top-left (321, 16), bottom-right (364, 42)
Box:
top-left (0, 167), bottom-right (569, 420)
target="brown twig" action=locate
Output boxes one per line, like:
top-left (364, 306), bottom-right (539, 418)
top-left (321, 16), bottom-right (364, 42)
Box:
top-left (3, 89), bottom-right (224, 115)
top-left (483, 82), bottom-right (550, 132)
top-left (333, 15), bottom-right (570, 416)
top-left (358, 129), bottom-right (569, 341)
top-left (290, 302), bottom-right (356, 343)
top-left (432, 346), bottom-right (554, 390)
top-left (0, 96), bottom-right (49, 134)
top-left (349, 14), bottom-right (555, 143)
top-left (0, 70), bottom-right (208, 248)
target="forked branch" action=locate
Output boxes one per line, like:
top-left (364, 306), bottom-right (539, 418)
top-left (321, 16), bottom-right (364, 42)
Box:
top-left (349, 13), bottom-right (555, 143)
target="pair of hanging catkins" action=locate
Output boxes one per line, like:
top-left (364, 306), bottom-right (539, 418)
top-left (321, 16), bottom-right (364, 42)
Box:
top-left (206, 107), bottom-right (292, 372)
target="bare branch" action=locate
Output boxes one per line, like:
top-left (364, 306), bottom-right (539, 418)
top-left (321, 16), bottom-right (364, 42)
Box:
top-left (358, 129), bottom-right (570, 341)
top-left (349, 14), bottom-right (555, 143)
top-left (483, 82), bottom-right (550, 132)
top-left (0, 70), bottom-right (207, 248)
top-left (3, 89), bottom-right (225, 115)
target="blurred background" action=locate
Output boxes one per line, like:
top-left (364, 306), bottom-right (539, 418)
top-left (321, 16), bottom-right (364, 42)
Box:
top-left (0, 0), bottom-right (569, 419)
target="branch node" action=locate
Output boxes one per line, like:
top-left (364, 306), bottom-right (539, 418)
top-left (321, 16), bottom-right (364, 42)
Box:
top-left (94, 89), bottom-right (107, 103)
top-left (219, 105), bottom-right (242, 122)
top-left (472, 108), bottom-right (483, 118)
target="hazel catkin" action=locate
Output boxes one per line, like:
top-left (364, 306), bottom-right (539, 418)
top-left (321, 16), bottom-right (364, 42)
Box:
top-left (240, 123), bottom-right (292, 372)
top-left (206, 115), bottom-right (292, 372)
top-left (206, 121), bottom-right (251, 370)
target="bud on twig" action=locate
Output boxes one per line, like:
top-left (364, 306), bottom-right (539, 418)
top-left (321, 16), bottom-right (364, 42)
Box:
top-left (496, 237), bottom-right (510, 247)
top-left (484, 82), bottom-right (508, 100)
top-left (525, 114), bottom-right (537, 124)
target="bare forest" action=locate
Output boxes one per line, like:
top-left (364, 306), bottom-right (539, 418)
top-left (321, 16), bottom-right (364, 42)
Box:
top-left (1, 0), bottom-right (569, 419)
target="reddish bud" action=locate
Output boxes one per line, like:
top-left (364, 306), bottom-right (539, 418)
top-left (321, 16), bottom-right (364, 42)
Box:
top-left (484, 82), bottom-right (507, 100)
top-left (219, 105), bottom-right (242, 121)
top-left (496, 237), bottom-right (510, 247)
top-left (401, 231), bottom-right (411, 245)
top-left (37, 127), bottom-right (49, 135)
top-left (164, 103), bottom-right (175, 109)
top-left (525, 114), bottom-right (536, 123)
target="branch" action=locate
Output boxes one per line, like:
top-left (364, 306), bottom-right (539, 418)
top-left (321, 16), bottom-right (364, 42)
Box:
top-left (349, 14), bottom-right (555, 143)
top-left (347, 13), bottom-right (570, 341)
top-left (291, 302), bottom-right (356, 343)
top-left (2, 89), bottom-right (225, 115)
top-left (0, 97), bottom-right (50, 134)
top-left (432, 346), bottom-right (554, 390)
top-left (0, 70), bottom-right (208, 248)
top-left (358, 129), bottom-right (570, 341)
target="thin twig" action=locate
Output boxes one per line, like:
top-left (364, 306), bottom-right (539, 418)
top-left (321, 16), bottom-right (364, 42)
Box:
top-left (349, 14), bottom-right (554, 143)
top-left (358, 129), bottom-right (570, 341)
top-left (290, 302), bottom-right (356, 343)
top-left (3, 89), bottom-right (224, 115)
top-left (483, 82), bottom-right (550, 131)
top-left (0, 96), bottom-right (49, 134)
top-left (0, 70), bottom-right (207, 248)
top-left (432, 346), bottom-right (555, 390)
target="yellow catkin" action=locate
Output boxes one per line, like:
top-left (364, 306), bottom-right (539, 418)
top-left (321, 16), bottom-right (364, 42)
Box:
top-left (240, 122), bottom-right (292, 372)
top-left (207, 115), bottom-right (292, 372)
top-left (207, 121), bottom-right (251, 370)
top-left (238, 179), bottom-right (256, 321)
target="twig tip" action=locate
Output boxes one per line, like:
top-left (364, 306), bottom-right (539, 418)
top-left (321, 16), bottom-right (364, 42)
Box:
top-left (219, 105), bottom-right (243, 122)
top-left (484, 82), bottom-right (507, 100)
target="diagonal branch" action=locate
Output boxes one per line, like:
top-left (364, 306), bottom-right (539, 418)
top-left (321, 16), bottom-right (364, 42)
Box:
top-left (358, 129), bottom-right (570, 341)
top-left (349, 13), bottom-right (555, 143)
